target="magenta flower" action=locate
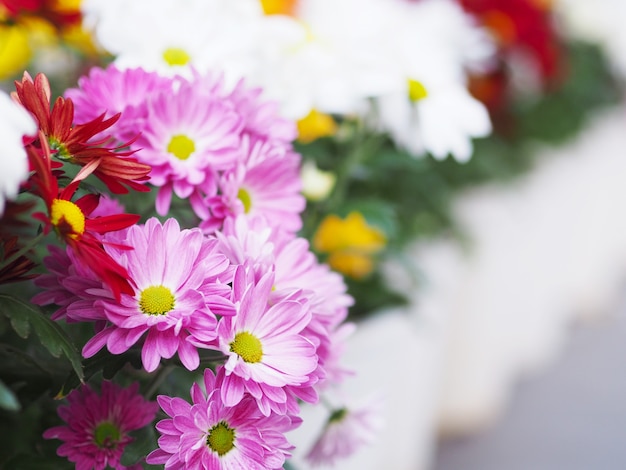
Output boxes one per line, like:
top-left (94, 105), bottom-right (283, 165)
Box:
top-left (65, 65), bottom-right (173, 142)
top-left (81, 217), bottom-right (235, 372)
top-left (44, 381), bottom-right (158, 470)
top-left (215, 267), bottom-right (318, 414)
top-left (147, 368), bottom-right (296, 469)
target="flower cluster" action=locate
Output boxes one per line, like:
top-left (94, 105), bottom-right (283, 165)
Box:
top-left (0, 59), bottom-right (364, 468)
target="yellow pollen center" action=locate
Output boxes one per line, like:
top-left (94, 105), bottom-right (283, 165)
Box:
top-left (162, 47), bottom-right (191, 66)
top-left (50, 199), bottom-right (86, 239)
top-left (167, 134), bottom-right (195, 160)
top-left (230, 331), bottom-right (263, 363)
top-left (139, 285), bottom-right (175, 315)
top-left (207, 421), bottom-right (236, 456)
top-left (407, 79), bottom-right (428, 102)
top-left (237, 188), bottom-right (252, 214)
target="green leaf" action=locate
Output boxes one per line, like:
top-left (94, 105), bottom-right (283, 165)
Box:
top-left (120, 424), bottom-right (159, 468)
top-left (0, 294), bottom-right (83, 383)
top-left (0, 379), bottom-right (20, 411)
top-left (2, 453), bottom-right (73, 470)
top-left (58, 348), bottom-right (140, 397)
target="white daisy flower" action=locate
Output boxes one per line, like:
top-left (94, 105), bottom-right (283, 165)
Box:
top-left (82, 0), bottom-right (263, 83)
top-left (0, 90), bottom-right (37, 216)
top-left (250, 0), bottom-right (399, 119)
top-left (371, 0), bottom-right (495, 162)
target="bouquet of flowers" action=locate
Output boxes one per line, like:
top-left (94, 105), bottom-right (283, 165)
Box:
top-left (0, 0), bottom-right (620, 469)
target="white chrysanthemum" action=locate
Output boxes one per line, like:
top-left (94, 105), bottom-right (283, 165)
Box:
top-left (371, 0), bottom-right (495, 162)
top-left (249, 0), bottom-right (399, 119)
top-left (82, 0), bottom-right (263, 82)
top-left (0, 91), bottom-right (37, 216)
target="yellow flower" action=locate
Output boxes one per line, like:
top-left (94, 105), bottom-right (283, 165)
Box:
top-left (0, 23), bottom-right (32, 80)
top-left (297, 109), bottom-right (338, 144)
top-left (313, 212), bottom-right (386, 279)
top-left (259, 0), bottom-right (297, 16)
top-left (61, 23), bottom-right (101, 57)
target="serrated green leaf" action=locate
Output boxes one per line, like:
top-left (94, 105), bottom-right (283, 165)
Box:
top-left (0, 378), bottom-right (20, 411)
top-left (0, 294), bottom-right (83, 383)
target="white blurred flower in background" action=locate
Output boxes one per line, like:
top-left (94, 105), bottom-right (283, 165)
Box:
top-left (372, 0), bottom-right (495, 162)
top-left (82, 0), bottom-right (263, 83)
top-left (554, 0), bottom-right (626, 77)
top-left (0, 90), bottom-right (37, 216)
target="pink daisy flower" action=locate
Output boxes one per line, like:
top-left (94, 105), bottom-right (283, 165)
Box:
top-left (225, 77), bottom-right (297, 146)
top-left (65, 65), bottom-right (173, 142)
top-left (147, 368), bottom-right (296, 470)
top-left (216, 267), bottom-right (318, 414)
top-left (43, 381), bottom-right (158, 470)
top-left (305, 397), bottom-right (382, 467)
top-left (32, 245), bottom-right (105, 323)
top-left (81, 217), bottom-right (235, 372)
top-left (214, 216), bottom-right (354, 393)
top-left (132, 76), bottom-right (242, 216)
top-left (201, 137), bottom-right (305, 234)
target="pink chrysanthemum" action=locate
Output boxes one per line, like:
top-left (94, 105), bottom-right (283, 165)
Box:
top-left (43, 381), bottom-right (158, 470)
top-left (65, 65), bottom-right (173, 142)
top-left (32, 244), bottom-right (105, 323)
top-left (201, 137), bottom-right (305, 234)
top-left (305, 398), bottom-right (382, 467)
top-left (215, 266), bottom-right (318, 415)
top-left (81, 217), bottom-right (235, 372)
top-left (132, 76), bottom-right (242, 216)
top-left (225, 78), bottom-right (297, 146)
top-left (147, 368), bottom-right (296, 470)
top-left (216, 216), bottom-right (354, 386)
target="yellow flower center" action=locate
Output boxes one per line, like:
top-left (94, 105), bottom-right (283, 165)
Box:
top-left (139, 285), bottom-right (175, 315)
top-left (237, 188), bottom-right (252, 214)
top-left (162, 47), bottom-right (191, 66)
top-left (407, 79), bottom-right (428, 102)
top-left (93, 421), bottom-right (121, 449)
top-left (230, 331), bottom-right (263, 363)
top-left (167, 134), bottom-right (195, 160)
top-left (50, 199), bottom-right (86, 239)
top-left (296, 108), bottom-right (337, 144)
top-left (207, 421), bottom-right (236, 456)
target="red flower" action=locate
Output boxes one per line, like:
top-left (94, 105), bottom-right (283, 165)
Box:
top-left (459, 0), bottom-right (563, 81)
top-left (0, 0), bottom-right (82, 28)
top-left (27, 138), bottom-right (138, 300)
top-left (0, 236), bottom-right (37, 285)
top-left (12, 72), bottom-right (152, 194)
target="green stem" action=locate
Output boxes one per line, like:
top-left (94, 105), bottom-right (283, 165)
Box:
top-left (145, 364), bottom-right (175, 399)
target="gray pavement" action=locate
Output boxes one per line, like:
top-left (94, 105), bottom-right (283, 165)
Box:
top-left (433, 291), bottom-right (626, 470)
